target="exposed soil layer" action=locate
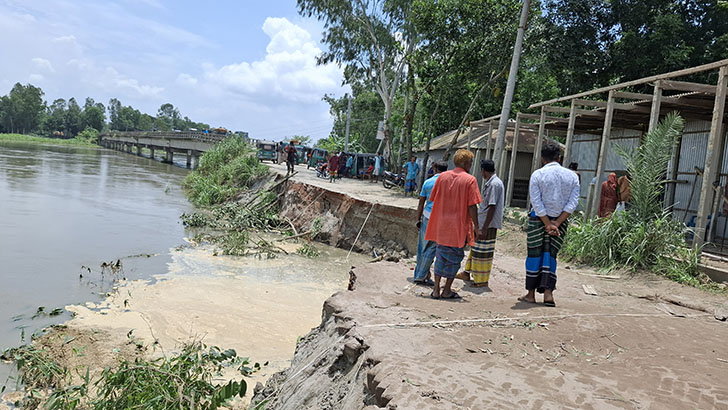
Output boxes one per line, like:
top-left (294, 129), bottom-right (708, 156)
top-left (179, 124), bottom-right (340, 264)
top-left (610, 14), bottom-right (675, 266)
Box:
top-left (253, 224), bottom-right (728, 410)
top-left (276, 177), bottom-right (418, 258)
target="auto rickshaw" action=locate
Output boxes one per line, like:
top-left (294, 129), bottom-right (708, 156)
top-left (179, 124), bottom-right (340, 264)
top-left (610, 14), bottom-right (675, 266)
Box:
top-left (256, 140), bottom-right (277, 163)
top-left (307, 148), bottom-right (329, 168)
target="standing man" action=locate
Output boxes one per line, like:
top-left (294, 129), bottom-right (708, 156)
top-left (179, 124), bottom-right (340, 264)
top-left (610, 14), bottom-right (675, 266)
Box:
top-left (458, 159), bottom-right (504, 287)
top-left (328, 152), bottom-right (340, 183)
top-left (285, 142), bottom-right (298, 175)
top-left (521, 143), bottom-right (580, 307)
top-left (345, 154), bottom-right (355, 178)
top-left (371, 153), bottom-right (382, 184)
top-left (425, 149), bottom-right (482, 299)
top-left (402, 156), bottom-right (420, 196)
top-left (413, 161), bottom-right (449, 286)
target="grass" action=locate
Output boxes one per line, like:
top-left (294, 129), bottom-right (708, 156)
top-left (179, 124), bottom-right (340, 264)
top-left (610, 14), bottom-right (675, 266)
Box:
top-left (562, 113), bottom-right (723, 291)
top-left (183, 137), bottom-right (269, 207)
top-left (0, 133), bottom-right (98, 147)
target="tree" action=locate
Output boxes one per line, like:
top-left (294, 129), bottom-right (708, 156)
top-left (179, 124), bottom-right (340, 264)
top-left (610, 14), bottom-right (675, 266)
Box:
top-left (44, 98), bottom-right (67, 135)
top-left (323, 87), bottom-right (383, 153)
top-left (3, 83), bottom-right (45, 134)
top-left (284, 135), bottom-right (313, 146)
top-left (108, 98), bottom-right (122, 130)
top-left (157, 103), bottom-right (180, 129)
top-left (298, 0), bottom-right (415, 157)
top-left (82, 97), bottom-right (106, 131)
top-left (65, 97), bottom-right (83, 136)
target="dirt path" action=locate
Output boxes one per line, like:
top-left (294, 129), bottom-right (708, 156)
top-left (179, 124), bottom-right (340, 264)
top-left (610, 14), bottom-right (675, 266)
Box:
top-left (267, 162), bottom-right (419, 210)
top-left (256, 223), bottom-right (728, 410)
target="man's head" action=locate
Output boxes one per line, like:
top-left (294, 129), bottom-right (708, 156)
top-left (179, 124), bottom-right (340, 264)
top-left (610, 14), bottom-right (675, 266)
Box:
top-left (434, 161), bottom-right (448, 174)
top-left (541, 143), bottom-right (561, 165)
top-left (480, 159), bottom-right (496, 178)
top-left (410, 156), bottom-right (416, 163)
top-left (453, 149), bottom-right (474, 172)
top-left (568, 162), bottom-right (578, 171)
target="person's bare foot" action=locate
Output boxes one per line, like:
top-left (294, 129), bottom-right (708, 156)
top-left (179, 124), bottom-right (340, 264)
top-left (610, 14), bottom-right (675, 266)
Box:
top-left (518, 295), bottom-right (536, 303)
top-left (455, 271), bottom-right (470, 281)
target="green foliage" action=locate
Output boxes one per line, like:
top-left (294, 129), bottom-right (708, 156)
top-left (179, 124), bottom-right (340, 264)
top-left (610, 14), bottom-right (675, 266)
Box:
top-left (615, 112), bottom-right (684, 220)
top-left (74, 127), bottom-right (99, 144)
top-left (296, 243), bottom-right (320, 258)
top-left (4, 342), bottom-right (249, 410)
top-left (563, 114), bottom-right (707, 287)
top-left (183, 138), bottom-right (269, 207)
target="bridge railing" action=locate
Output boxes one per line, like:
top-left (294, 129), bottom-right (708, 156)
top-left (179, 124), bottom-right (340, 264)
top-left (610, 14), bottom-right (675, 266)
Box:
top-left (99, 131), bottom-right (228, 144)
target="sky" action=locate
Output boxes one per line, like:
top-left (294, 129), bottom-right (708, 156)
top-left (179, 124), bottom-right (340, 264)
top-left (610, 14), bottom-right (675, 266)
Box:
top-left (0, 0), bottom-right (349, 141)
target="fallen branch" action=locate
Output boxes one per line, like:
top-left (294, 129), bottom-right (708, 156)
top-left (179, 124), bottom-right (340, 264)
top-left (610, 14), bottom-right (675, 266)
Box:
top-left (284, 217), bottom-right (298, 236)
top-left (274, 231), bottom-right (313, 242)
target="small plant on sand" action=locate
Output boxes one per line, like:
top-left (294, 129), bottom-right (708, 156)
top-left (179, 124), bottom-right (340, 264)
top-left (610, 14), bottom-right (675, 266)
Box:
top-left (3, 341), bottom-right (250, 410)
top-left (296, 243), bottom-right (320, 258)
top-left (564, 113), bottom-right (707, 287)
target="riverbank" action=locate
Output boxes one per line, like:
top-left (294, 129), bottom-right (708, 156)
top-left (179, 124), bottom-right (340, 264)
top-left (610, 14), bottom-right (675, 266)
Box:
top-left (0, 133), bottom-right (97, 147)
top-left (253, 221), bottom-right (728, 409)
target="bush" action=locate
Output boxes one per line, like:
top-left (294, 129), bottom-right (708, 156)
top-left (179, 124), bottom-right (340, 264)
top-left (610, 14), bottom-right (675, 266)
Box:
top-left (74, 127), bottom-right (99, 144)
top-left (563, 113), bottom-right (703, 284)
top-left (183, 138), bottom-right (268, 207)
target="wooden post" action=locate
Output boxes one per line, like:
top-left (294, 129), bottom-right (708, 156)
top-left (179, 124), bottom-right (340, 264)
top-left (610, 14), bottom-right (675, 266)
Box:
top-left (506, 113), bottom-right (522, 207)
top-left (563, 99), bottom-right (577, 165)
top-left (467, 125), bottom-right (473, 150)
top-left (590, 90), bottom-right (617, 218)
top-left (486, 120), bottom-right (494, 159)
top-left (499, 145), bottom-right (508, 178)
top-left (694, 66), bottom-right (728, 249)
top-left (648, 81), bottom-right (663, 132)
top-left (531, 106), bottom-right (546, 174)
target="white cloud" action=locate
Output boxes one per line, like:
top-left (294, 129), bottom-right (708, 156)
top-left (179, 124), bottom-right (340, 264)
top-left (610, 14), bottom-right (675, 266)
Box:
top-left (31, 58), bottom-right (55, 73)
top-left (204, 17), bottom-right (344, 104)
top-left (29, 73), bottom-right (44, 83)
top-left (176, 73), bottom-right (198, 87)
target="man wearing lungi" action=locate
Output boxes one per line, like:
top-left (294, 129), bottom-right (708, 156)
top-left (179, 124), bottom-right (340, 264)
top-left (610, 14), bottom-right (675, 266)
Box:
top-left (521, 143), bottom-right (580, 307)
top-left (425, 149), bottom-right (482, 299)
top-left (458, 159), bottom-right (504, 287)
top-left (413, 161), bottom-right (449, 286)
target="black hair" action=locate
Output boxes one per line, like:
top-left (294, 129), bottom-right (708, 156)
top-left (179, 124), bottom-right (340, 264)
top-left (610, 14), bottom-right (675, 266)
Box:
top-left (480, 159), bottom-right (495, 173)
top-left (568, 162), bottom-right (579, 170)
top-left (542, 143), bottom-right (562, 162)
top-left (434, 161), bottom-right (448, 172)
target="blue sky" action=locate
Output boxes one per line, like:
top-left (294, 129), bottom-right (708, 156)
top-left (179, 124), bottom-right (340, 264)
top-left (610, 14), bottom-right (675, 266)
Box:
top-left (0, 0), bottom-right (348, 140)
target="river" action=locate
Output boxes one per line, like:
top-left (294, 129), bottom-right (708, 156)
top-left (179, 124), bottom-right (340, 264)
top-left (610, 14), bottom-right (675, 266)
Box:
top-left (0, 142), bottom-right (362, 398)
top-left (0, 142), bottom-right (191, 380)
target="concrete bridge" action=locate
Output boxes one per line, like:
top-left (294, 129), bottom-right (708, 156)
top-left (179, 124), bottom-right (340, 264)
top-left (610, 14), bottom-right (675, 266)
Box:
top-left (99, 131), bottom-right (226, 168)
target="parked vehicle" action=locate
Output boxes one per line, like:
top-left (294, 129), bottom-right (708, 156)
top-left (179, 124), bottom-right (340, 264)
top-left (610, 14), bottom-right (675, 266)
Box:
top-left (382, 171), bottom-right (405, 189)
top-left (256, 140), bottom-right (277, 163)
top-left (308, 148), bottom-right (329, 168)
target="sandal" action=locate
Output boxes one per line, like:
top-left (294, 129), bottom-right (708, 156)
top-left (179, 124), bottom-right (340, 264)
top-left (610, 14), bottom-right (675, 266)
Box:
top-left (414, 278), bottom-right (435, 287)
top-left (518, 296), bottom-right (537, 304)
top-left (430, 292), bottom-right (440, 299)
top-left (544, 300), bottom-right (556, 307)
top-left (441, 292), bottom-right (462, 300)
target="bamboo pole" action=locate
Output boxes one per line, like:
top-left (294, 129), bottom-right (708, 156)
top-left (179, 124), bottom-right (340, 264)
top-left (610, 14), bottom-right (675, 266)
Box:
top-left (531, 107), bottom-right (546, 174)
top-left (506, 113), bottom-right (522, 207)
top-left (486, 120), bottom-right (494, 159)
top-left (563, 100), bottom-right (577, 165)
top-left (590, 90), bottom-right (617, 218)
top-left (694, 66), bottom-right (728, 249)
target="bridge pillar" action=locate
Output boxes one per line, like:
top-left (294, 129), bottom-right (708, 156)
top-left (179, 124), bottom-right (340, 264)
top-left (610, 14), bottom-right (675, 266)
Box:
top-left (149, 148), bottom-right (155, 159)
top-left (126, 143), bottom-right (132, 153)
top-left (165, 149), bottom-right (173, 163)
top-left (192, 150), bottom-right (200, 169)
top-left (186, 150), bottom-right (193, 168)
top-left (136, 144), bottom-right (143, 156)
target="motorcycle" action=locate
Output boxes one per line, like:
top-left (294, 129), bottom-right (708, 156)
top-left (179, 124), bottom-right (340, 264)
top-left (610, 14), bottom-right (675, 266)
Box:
top-left (382, 171), bottom-right (405, 189)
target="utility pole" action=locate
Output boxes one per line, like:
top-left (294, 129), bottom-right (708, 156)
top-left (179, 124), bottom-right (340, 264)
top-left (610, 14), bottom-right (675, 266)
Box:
top-left (492, 0), bottom-right (531, 174)
top-left (344, 94), bottom-right (352, 152)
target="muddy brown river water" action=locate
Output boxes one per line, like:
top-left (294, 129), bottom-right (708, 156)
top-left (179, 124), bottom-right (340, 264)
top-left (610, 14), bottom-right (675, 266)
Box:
top-left (0, 142), bottom-right (363, 390)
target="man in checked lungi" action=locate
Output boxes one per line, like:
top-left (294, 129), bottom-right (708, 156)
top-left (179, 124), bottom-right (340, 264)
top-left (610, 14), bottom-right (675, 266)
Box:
top-left (425, 149), bottom-right (482, 299)
top-left (457, 159), bottom-right (504, 287)
top-left (520, 143), bottom-right (580, 307)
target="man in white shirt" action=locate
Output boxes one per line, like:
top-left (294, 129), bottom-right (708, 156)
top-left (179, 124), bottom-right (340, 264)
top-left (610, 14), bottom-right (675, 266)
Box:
top-left (520, 143), bottom-right (580, 307)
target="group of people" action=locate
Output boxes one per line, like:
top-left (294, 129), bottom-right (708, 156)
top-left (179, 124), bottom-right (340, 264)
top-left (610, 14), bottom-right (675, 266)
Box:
top-left (412, 143), bottom-right (580, 307)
